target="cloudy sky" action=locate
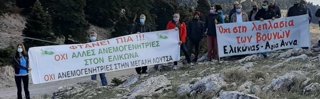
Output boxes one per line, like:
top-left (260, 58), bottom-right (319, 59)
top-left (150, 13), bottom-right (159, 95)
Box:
top-left (307, 0), bottom-right (320, 5)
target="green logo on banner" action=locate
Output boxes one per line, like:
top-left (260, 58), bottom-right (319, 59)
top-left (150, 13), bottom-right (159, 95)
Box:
top-left (157, 33), bottom-right (168, 39)
top-left (41, 49), bottom-right (55, 56)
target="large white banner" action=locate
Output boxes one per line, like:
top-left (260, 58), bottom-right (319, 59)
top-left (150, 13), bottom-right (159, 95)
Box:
top-left (216, 15), bottom-right (311, 57)
top-left (29, 30), bottom-right (180, 84)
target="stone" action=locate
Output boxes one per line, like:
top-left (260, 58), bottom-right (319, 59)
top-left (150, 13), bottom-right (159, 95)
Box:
top-left (303, 83), bottom-right (320, 95)
top-left (238, 81), bottom-right (261, 95)
top-left (238, 55), bottom-right (263, 63)
top-left (219, 91), bottom-right (260, 99)
top-left (128, 75), bottom-right (171, 98)
top-left (117, 75), bottom-right (139, 88)
top-left (177, 84), bottom-right (192, 96)
top-left (52, 81), bottom-right (97, 98)
top-left (263, 71), bottom-right (307, 92)
top-left (190, 74), bottom-right (226, 95)
top-left (277, 48), bottom-right (309, 58)
top-left (271, 54), bottom-right (308, 69)
top-left (240, 62), bottom-right (255, 72)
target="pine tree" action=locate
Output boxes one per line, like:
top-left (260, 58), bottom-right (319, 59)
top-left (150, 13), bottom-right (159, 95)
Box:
top-left (41, 0), bottom-right (89, 43)
top-left (23, 0), bottom-right (55, 48)
top-left (196, 0), bottom-right (211, 16)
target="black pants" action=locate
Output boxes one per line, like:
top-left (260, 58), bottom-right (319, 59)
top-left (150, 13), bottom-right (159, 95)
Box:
top-left (135, 66), bottom-right (147, 74)
top-left (188, 39), bottom-right (201, 62)
top-left (15, 75), bottom-right (30, 99)
top-left (174, 44), bottom-right (191, 65)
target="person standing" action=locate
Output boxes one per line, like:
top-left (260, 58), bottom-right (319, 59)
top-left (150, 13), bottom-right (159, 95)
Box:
top-left (228, 1), bottom-right (240, 21)
top-left (249, 3), bottom-right (259, 21)
top-left (216, 5), bottom-right (227, 24)
top-left (255, 0), bottom-right (277, 20)
top-left (230, 5), bottom-right (249, 23)
top-left (89, 32), bottom-right (108, 86)
top-left (269, 0), bottom-right (281, 18)
top-left (316, 8), bottom-right (320, 47)
top-left (132, 14), bottom-right (151, 75)
top-left (205, 6), bottom-right (219, 61)
top-left (287, 0), bottom-right (312, 22)
top-left (167, 12), bottom-right (192, 69)
top-left (13, 43), bottom-right (30, 99)
top-left (187, 11), bottom-right (205, 64)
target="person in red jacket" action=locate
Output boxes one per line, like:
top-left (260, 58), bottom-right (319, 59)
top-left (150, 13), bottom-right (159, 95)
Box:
top-left (167, 13), bottom-right (192, 69)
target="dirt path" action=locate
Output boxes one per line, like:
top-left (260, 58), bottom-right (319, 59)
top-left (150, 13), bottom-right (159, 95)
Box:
top-left (0, 69), bottom-right (137, 99)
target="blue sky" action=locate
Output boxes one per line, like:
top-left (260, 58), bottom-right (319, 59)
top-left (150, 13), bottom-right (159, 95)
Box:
top-left (307, 0), bottom-right (320, 5)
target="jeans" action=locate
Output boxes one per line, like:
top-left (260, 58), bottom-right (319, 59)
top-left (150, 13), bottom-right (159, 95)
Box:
top-left (91, 73), bottom-right (107, 86)
top-left (188, 39), bottom-right (201, 62)
top-left (15, 75), bottom-right (30, 99)
top-left (135, 66), bottom-right (147, 74)
top-left (174, 43), bottom-right (191, 65)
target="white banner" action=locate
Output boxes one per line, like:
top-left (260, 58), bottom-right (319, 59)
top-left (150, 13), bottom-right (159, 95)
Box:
top-left (29, 30), bottom-right (180, 84)
top-left (216, 15), bottom-right (311, 57)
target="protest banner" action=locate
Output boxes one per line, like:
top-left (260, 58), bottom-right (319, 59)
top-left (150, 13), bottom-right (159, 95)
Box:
top-left (28, 29), bottom-right (180, 84)
top-left (216, 15), bottom-right (311, 57)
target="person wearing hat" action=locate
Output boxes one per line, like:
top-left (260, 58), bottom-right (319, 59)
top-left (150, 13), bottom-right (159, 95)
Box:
top-left (255, 0), bottom-right (277, 21)
top-left (249, 3), bottom-right (259, 21)
top-left (230, 4), bottom-right (249, 23)
top-left (228, 1), bottom-right (240, 21)
top-left (287, 0), bottom-right (312, 22)
top-left (132, 14), bottom-right (151, 75)
top-left (187, 11), bottom-right (205, 64)
top-left (89, 32), bottom-right (108, 87)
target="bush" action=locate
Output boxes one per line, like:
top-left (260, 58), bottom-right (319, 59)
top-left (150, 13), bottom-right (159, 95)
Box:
top-left (223, 67), bottom-right (247, 84)
top-left (0, 47), bottom-right (15, 66)
top-left (111, 78), bottom-right (124, 86)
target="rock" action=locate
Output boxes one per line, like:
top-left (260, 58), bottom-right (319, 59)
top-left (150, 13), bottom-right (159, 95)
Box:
top-left (198, 53), bottom-right (208, 62)
top-left (53, 81), bottom-right (98, 98)
top-left (190, 74), bottom-right (226, 95)
top-left (238, 81), bottom-right (253, 94)
top-left (177, 84), bottom-right (192, 96)
top-left (117, 75), bottom-right (139, 88)
top-left (240, 62), bottom-right (255, 72)
top-left (271, 54), bottom-right (308, 69)
top-left (277, 48), bottom-right (308, 58)
top-left (128, 75), bottom-right (171, 98)
top-left (301, 78), bottom-right (311, 88)
top-left (263, 71), bottom-right (307, 92)
top-left (238, 55), bottom-right (263, 63)
top-left (219, 91), bottom-right (260, 99)
top-left (303, 83), bottom-right (320, 95)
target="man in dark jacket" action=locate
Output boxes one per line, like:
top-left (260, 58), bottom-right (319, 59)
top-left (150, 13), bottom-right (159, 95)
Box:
top-left (269, 0), bottom-right (281, 18)
top-left (132, 14), bottom-right (151, 75)
top-left (287, 0), bottom-right (312, 22)
top-left (187, 11), bottom-right (205, 63)
top-left (206, 6), bottom-right (219, 60)
top-left (255, 0), bottom-right (278, 20)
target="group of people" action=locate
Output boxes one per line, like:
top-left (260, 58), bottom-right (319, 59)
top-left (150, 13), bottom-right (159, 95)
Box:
top-left (12, 0), bottom-right (316, 98)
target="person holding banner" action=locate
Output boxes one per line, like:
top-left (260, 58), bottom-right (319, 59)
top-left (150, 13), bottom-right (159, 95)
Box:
top-left (12, 43), bottom-right (30, 99)
top-left (187, 11), bottom-right (205, 64)
top-left (132, 14), bottom-right (151, 75)
top-left (287, 0), bottom-right (312, 22)
top-left (167, 12), bottom-right (192, 68)
top-left (228, 1), bottom-right (240, 21)
top-left (255, 0), bottom-right (278, 21)
top-left (230, 4), bottom-right (249, 23)
top-left (205, 5), bottom-right (219, 61)
top-left (88, 32), bottom-right (108, 86)
top-left (249, 3), bottom-right (259, 21)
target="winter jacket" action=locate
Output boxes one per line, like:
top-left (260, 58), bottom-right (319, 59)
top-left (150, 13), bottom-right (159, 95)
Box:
top-left (205, 13), bottom-right (218, 37)
top-left (217, 12), bottom-right (228, 24)
top-left (167, 20), bottom-right (188, 44)
top-left (228, 8), bottom-right (236, 21)
top-left (187, 19), bottom-right (205, 41)
top-left (230, 13), bottom-right (249, 22)
top-left (132, 22), bottom-right (151, 33)
top-left (287, 4), bottom-right (312, 22)
top-left (269, 5), bottom-right (281, 18)
top-left (12, 55), bottom-right (29, 75)
top-left (249, 10), bottom-right (258, 21)
top-left (255, 8), bottom-right (277, 20)
top-left (315, 9), bottom-right (320, 18)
